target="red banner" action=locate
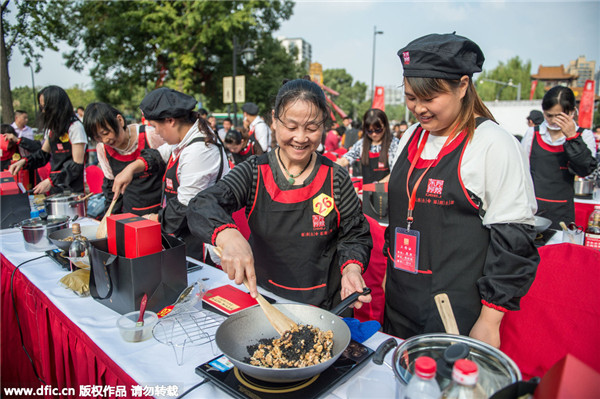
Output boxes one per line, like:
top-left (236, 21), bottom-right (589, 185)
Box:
top-left (529, 80), bottom-right (538, 100)
top-left (578, 80), bottom-right (595, 129)
top-left (372, 86), bottom-right (385, 111)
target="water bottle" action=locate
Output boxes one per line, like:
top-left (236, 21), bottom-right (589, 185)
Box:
top-left (441, 359), bottom-right (486, 399)
top-left (404, 356), bottom-right (441, 399)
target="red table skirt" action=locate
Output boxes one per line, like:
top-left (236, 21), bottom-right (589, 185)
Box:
top-left (1, 254), bottom-right (149, 399)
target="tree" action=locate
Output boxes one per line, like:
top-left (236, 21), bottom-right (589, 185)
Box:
top-left (64, 0), bottom-right (296, 112)
top-left (476, 56), bottom-right (544, 102)
top-left (1, 0), bottom-right (72, 123)
top-left (322, 68), bottom-right (369, 124)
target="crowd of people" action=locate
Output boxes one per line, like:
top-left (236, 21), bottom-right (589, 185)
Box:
top-left (3, 32), bottom-right (600, 349)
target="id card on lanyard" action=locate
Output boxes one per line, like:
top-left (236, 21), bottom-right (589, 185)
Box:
top-left (392, 128), bottom-right (456, 273)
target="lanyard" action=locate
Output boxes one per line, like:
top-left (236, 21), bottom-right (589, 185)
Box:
top-left (405, 129), bottom-right (456, 231)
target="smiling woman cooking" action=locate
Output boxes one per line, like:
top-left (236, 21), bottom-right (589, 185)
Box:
top-left (187, 77), bottom-right (372, 311)
top-left (384, 33), bottom-right (539, 348)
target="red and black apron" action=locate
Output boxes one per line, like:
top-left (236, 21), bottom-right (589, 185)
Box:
top-left (231, 139), bottom-right (259, 165)
top-left (384, 126), bottom-right (489, 338)
top-left (104, 126), bottom-right (161, 215)
top-left (48, 127), bottom-right (84, 194)
top-left (528, 126), bottom-right (582, 229)
top-left (362, 150), bottom-right (390, 184)
top-left (247, 155), bottom-right (342, 309)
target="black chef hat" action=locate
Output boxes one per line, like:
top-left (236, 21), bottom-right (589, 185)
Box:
top-left (241, 102), bottom-right (259, 116)
top-left (139, 87), bottom-right (197, 120)
top-left (397, 33), bottom-right (485, 80)
top-left (527, 110), bottom-right (544, 125)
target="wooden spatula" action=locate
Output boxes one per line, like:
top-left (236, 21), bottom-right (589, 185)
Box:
top-left (214, 246), bottom-right (297, 335)
top-left (96, 195), bottom-right (119, 239)
top-left (434, 293), bottom-right (460, 335)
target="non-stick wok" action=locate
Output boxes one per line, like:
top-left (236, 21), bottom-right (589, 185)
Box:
top-left (48, 225), bottom-right (103, 251)
top-left (215, 288), bottom-right (371, 383)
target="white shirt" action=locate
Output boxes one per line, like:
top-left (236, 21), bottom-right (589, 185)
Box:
top-left (157, 121), bottom-right (230, 206)
top-left (44, 120), bottom-right (88, 146)
top-left (521, 120), bottom-right (597, 157)
top-left (391, 121), bottom-right (536, 226)
top-left (97, 124), bottom-right (165, 180)
top-left (248, 116), bottom-right (271, 152)
top-left (11, 123), bottom-right (34, 140)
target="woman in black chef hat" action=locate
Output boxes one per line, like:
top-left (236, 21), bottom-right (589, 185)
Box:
top-left (112, 87), bottom-right (229, 262)
top-left (384, 33), bottom-right (539, 347)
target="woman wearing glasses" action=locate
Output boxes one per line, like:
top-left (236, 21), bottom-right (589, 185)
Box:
top-left (336, 109), bottom-right (399, 184)
top-left (186, 77), bottom-right (372, 311)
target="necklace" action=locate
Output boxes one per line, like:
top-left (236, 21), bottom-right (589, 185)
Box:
top-left (277, 148), bottom-right (313, 185)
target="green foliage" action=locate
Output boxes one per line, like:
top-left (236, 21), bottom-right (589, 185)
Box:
top-left (10, 85), bottom-right (38, 119)
top-left (476, 56), bottom-right (544, 101)
top-left (322, 68), bottom-right (369, 124)
top-left (63, 0), bottom-right (295, 111)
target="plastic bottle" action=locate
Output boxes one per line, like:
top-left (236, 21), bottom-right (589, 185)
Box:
top-left (584, 206), bottom-right (600, 251)
top-left (404, 356), bottom-right (441, 399)
top-left (68, 223), bottom-right (90, 270)
top-left (441, 359), bottom-right (486, 399)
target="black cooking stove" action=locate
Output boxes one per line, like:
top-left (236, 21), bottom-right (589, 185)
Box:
top-left (195, 340), bottom-right (374, 399)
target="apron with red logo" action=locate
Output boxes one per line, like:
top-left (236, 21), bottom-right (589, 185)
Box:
top-left (247, 154), bottom-right (342, 309)
top-left (362, 150), bottom-right (390, 184)
top-left (48, 124), bottom-right (84, 193)
top-left (105, 126), bottom-right (162, 215)
top-left (384, 126), bottom-right (489, 338)
top-left (528, 126), bottom-right (581, 229)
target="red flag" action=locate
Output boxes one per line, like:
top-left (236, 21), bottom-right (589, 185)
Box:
top-left (529, 80), bottom-right (538, 100)
top-left (372, 86), bottom-right (385, 111)
top-left (578, 80), bottom-right (595, 129)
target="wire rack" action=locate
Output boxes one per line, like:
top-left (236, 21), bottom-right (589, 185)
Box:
top-left (152, 309), bottom-right (226, 366)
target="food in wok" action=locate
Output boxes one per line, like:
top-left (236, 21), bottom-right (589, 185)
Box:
top-left (246, 324), bottom-right (334, 368)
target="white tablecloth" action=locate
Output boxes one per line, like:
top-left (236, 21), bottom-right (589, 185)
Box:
top-left (1, 218), bottom-right (399, 399)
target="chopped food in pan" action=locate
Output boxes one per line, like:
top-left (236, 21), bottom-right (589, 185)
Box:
top-left (245, 324), bottom-right (334, 368)
top-left (61, 236), bottom-right (75, 242)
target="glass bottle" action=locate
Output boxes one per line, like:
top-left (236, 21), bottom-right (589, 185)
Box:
top-left (441, 359), bottom-right (486, 399)
top-left (404, 356), bottom-right (441, 399)
top-left (584, 206), bottom-right (600, 251)
top-left (68, 223), bottom-right (90, 270)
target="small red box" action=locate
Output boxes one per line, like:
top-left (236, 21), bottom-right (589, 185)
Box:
top-left (107, 213), bottom-right (162, 258)
top-left (535, 354), bottom-right (600, 399)
top-left (0, 171), bottom-right (20, 195)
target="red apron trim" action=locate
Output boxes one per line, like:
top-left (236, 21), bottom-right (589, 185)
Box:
top-left (131, 203), bottom-right (161, 211)
top-left (457, 140), bottom-right (479, 210)
top-left (104, 132), bottom-right (144, 162)
top-left (267, 280), bottom-right (327, 291)
top-left (536, 197), bottom-right (568, 203)
top-left (534, 130), bottom-right (564, 153)
top-left (138, 157), bottom-right (149, 172)
top-left (340, 260), bottom-right (365, 275)
top-left (386, 248), bottom-right (433, 274)
top-left (481, 299), bottom-right (508, 313)
top-left (211, 223), bottom-right (239, 245)
top-left (260, 163), bottom-right (330, 203)
top-left (239, 142), bottom-right (252, 156)
top-left (369, 151), bottom-right (381, 159)
top-left (407, 128), bottom-right (467, 169)
top-left (247, 165), bottom-right (262, 220)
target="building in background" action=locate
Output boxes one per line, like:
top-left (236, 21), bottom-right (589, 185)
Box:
top-left (531, 65), bottom-right (577, 90)
top-left (383, 85), bottom-right (404, 106)
top-left (567, 56), bottom-right (596, 88)
top-left (277, 37), bottom-right (312, 69)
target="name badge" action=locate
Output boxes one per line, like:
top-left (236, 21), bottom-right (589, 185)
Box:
top-left (393, 227), bottom-right (420, 274)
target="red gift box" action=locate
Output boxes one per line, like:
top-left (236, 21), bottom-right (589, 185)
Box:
top-left (107, 213), bottom-right (162, 258)
top-left (535, 354), bottom-right (600, 399)
top-left (0, 171), bottom-right (20, 195)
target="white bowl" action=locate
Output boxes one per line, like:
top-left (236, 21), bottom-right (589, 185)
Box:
top-left (116, 310), bottom-right (158, 342)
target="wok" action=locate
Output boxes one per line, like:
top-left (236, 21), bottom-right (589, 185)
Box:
top-left (534, 216), bottom-right (552, 234)
top-left (215, 288), bottom-right (371, 383)
top-left (48, 225), bottom-right (103, 251)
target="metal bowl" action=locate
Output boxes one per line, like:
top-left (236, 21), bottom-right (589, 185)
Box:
top-left (534, 216), bottom-right (552, 233)
top-left (48, 225), bottom-right (102, 252)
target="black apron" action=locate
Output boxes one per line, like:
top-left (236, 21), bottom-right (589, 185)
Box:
top-left (247, 154), bottom-right (342, 309)
top-left (528, 126), bottom-right (581, 229)
top-left (105, 126), bottom-right (162, 215)
top-left (48, 124), bottom-right (84, 194)
top-left (163, 137), bottom-right (225, 261)
top-left (384, 126), bottom-right (489, 338)
top-left (232, 139), bottom-right (258, 165)
top-left (362, 150), bottom-right (390, 184)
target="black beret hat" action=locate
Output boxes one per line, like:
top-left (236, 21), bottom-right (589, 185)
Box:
top-left (527, 110), bottom-right (544, 125)
top-left (139, 87), bottom-right (197, 120)
top-left (397, 33), bottom-right (485, 79)
top-left (241, 102), bottom-right (259, 115)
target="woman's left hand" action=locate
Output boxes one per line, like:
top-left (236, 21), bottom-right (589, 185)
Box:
top-left (555, 112), bottom-right (577, 138)
top-left (33, 178), bottom-right (52, 195)
top-left (468, 306), bottom-right (504, 348)
top-left (341, 264), bottom-right (372, 309)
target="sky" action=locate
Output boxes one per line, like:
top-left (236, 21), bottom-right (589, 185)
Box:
top-left (7, 0), bottom-right (600, 93)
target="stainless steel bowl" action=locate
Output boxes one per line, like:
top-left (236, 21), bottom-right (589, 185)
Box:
top-left (574, 179), bottom-right (594, 197)
top-left (44, 192), bottom-right (87, 218)
top-left (19, 215), bottom-right (70, 252)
